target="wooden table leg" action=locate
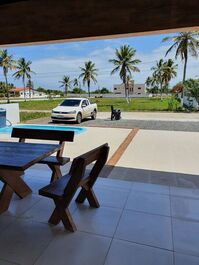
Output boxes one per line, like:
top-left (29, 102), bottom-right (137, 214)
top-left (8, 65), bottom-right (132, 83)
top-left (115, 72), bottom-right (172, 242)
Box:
top-left (0, 169), bottom-right (32, 214)
top-left (0, 183), bottom-right (14, 214)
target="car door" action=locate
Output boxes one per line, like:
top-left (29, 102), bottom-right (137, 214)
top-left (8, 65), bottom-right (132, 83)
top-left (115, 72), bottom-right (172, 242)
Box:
top-left (81, 100), bottom-right (90, 118)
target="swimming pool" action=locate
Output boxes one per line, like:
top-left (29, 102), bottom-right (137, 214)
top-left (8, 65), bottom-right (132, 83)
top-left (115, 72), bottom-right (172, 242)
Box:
top-left (0, 124), bottom-right (86, 135)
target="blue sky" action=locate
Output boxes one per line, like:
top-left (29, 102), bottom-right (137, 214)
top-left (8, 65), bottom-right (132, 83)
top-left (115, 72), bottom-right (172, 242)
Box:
top-left (2, 32), bottom-right (199, 91)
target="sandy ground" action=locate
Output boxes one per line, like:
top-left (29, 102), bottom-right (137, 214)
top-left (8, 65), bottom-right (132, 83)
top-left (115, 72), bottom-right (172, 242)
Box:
top-left (114, 129), bottom-right (199, 175)
top-left (1, 126), bottom-right (199, 184)
top-left (0, 127), bottom-right (131, 160)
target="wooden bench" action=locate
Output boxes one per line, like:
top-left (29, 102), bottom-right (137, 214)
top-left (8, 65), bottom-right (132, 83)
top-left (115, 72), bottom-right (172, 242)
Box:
top-left (11, 128), bottom-right (74, 183)
top-left (39, 143), bottom-right (110, 232)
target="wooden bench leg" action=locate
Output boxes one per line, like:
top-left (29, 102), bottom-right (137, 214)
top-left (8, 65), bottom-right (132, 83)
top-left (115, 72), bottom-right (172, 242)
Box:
top-left (0, 183), bottom-right (14, 214)
top-left (48, 208), bottom-right (60, 225)
top-left (48, 165), bottom-right (62, 183)
top-left (76, 187), bottom-right (100, 208)
top-left (49, 200), bottom-right (77, 232)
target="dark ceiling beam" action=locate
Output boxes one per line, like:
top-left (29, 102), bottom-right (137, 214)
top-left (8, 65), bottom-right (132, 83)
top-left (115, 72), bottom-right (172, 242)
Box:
top-left (0, 0), bottom-right (199, 46)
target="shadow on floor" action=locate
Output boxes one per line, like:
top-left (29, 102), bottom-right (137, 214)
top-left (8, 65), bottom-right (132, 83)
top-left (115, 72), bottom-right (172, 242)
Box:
top-left (102, 164), bottom-right (199, 189)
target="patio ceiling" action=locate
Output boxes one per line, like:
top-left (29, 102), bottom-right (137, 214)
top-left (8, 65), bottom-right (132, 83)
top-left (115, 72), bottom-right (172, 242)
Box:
top-left (0, 0), bottom-right (199, 46)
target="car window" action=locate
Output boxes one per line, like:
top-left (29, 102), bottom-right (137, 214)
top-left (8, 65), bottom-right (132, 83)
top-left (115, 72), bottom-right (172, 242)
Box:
top-left (60, 99), bottom-right (81, 107)
top-left (82, 100), bottom-right (88, 107)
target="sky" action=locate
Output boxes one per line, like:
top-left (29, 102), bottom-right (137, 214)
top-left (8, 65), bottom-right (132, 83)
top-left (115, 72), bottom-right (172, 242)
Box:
top-left (2, 32), bottom-right (199, 91)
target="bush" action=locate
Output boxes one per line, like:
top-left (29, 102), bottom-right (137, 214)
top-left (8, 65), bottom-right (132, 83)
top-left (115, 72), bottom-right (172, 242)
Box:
top-left (168, 97), bottom-right (179, 111)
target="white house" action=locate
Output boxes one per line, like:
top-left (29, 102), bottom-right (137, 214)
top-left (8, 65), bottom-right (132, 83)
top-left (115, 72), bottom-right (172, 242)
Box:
top-left (10, 88), bottom-right (48, 98)
top-left (113, 82), bottom-right (146, 97)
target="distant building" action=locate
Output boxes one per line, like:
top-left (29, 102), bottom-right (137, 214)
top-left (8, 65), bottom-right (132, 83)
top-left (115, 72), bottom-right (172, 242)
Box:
top-left (10, 88), bottom-right (48, 98)
top-left (113, 82), bottom-right (146, 97)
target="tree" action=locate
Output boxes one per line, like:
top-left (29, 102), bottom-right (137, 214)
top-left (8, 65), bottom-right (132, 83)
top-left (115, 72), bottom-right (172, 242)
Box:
top-left (73, 78), bottom-right (81, 89)
top-left (59, 75), bottom-right (72, 97)
top-left (163, 59), bottom-right (178, 89)
top-left (145, 76), bottom-right (160, 96)
top-left (0, 49), bottom-right (16, 103)
top-left (100, 88), bottom-right (110, 94)
top-left (13, 58), bottom-right (34, 101)
top-left (163, 31), bottom-right (199, 100)
top-left (151, 59), bottom-right (166, 99)
top-left (72, 87), bottom-right (86, 94)
top-left (148, 59), bottom-right (177, 99)
top-left (184, 79), bottom-right (199, 107)
top-left (109, 45), bottom-right (141, 103)
top-left (26, 79), bottom-right (34, 98)
top-left (79, 61), bottom-right (98, 97)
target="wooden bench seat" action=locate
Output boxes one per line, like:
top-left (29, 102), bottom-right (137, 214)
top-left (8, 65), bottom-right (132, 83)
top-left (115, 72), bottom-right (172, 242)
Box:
top-left (39, 156), bottom-right (70, 166)
top-left (11, 127), bottom-right (74, 183)
top-left (40, 174), bottom-right (71, 198)
top-left (39, 143), bottom-right (110, 232)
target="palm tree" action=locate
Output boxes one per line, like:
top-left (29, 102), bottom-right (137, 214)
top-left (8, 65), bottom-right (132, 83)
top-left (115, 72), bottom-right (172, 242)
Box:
top-left (0, 49), bottom-right (15, 103)
top-left (26, 78), bottom-right (34, 98)
top-left (149, 59), bottom-right (177, 99)
top-left (59, 75), bottom-right (72, 97)
top-left (109, 45), bottom-right (141, 102)
top-left (73, 78), bottom-right (80, 88)
top-left (151, 59), bottom-right (166, 99)
top-left (13, 58), bottom-right (34, 101)
top-left (163, 59), bottom-right (178, 89)
top-left (79, 61), bottom-right (97, 97)
top-left (163, 31), bottom-right (199, 100)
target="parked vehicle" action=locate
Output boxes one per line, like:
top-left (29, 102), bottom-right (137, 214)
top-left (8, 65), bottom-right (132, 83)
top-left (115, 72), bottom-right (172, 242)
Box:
top-left (51, 98), bottom-right (97, 124)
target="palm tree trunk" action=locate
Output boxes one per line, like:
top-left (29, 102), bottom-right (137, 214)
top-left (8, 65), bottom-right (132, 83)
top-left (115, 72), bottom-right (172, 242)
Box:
top-left (183, 55), bottom-right (187, 84)
top-left (4, 72), bottom-right (10, 104)
top-left (87, 80), bottom-right (90, 97)
top-left (181, 54), bottom-right (188, 106)
top-left (160, 82), bottom-right (163, 100)
top-left (124, 82), bottom-right (129, 103)
top-left (23, 77), bottom-right (26, 102)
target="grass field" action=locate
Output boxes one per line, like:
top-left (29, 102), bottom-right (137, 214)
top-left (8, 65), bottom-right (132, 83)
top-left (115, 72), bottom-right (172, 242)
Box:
top-left (17, 97), bottom-right (180, 112)
top-left (20, 112), bottom-right (50, 122)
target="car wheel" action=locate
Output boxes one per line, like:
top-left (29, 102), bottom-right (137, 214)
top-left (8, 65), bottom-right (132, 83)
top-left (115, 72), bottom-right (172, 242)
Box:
top-left (91, 110), bottom-right (97, 120)
top-left (76, 112), bottom-right (82, 124)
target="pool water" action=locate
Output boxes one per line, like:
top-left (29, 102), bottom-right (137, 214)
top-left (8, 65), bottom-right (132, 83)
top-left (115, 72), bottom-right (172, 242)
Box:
top-left (0, 124), bottom-right (86, 135)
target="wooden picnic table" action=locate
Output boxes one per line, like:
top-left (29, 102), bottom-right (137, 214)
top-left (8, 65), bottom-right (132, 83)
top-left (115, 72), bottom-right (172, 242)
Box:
top-left (0, 141), bottom-right (60, 214)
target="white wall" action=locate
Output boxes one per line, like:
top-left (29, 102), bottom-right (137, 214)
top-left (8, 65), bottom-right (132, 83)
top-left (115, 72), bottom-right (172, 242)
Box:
top-left (0, 103), bottom-right (20, 124)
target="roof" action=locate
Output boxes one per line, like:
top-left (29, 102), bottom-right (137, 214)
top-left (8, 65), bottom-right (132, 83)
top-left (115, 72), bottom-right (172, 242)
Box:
top-left (171, 86), bottom-right (183, 94)
top-left (10, 88), bottom-right (33, 92)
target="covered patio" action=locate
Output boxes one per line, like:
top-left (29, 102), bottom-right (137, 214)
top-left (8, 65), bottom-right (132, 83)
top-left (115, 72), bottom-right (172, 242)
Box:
top-left (0, 126), bottom-right (199, 264)
top-left (0, 0), bottom-right (199, 264)
top-left (0, 161), bottom-right (199, 265)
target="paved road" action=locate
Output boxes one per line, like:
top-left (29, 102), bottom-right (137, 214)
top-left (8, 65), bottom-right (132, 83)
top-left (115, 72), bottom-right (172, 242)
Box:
top-left (26, 115), bottom-right (199, 132)
top-left (81, 118), bottom-right (199, 132)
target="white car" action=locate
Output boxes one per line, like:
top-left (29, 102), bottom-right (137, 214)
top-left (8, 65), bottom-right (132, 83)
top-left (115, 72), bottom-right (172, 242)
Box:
top-left (51, 98), bottom-right (97, 124)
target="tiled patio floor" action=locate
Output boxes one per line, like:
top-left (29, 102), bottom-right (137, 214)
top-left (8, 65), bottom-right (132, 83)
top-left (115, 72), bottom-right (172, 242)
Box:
top-left (0, 165), bottom-right (199, 265)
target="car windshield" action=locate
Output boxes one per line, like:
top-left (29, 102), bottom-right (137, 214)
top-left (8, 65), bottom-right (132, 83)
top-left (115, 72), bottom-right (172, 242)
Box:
top-left (60, 99), bottom-right (81, 107)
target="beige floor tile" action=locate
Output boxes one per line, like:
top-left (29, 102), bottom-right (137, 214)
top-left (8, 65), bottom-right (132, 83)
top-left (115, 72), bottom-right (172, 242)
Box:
top-left (35, 231), bottom-right (111, 265)
top-left (105, 239), bottom-right (173, 265)
top-left (0, 219), bottom-right (58, 265)
top-left (115, 210), bottom-right (173, 250)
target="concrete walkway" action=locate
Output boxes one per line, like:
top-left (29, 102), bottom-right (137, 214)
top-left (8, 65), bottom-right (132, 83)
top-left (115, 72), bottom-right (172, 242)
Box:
top-left (97, 111), bottom-right (199, 121)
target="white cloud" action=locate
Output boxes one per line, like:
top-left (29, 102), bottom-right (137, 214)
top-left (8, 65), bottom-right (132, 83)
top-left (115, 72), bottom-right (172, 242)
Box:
top-left (10, 42), bottom-right (198, 90)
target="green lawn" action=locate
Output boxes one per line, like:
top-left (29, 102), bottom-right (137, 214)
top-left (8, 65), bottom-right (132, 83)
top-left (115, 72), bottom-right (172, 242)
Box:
top-left (18, 99), bottom-right (63, 110)
top-left (91, 98), bottom-right (180, 111)
top-left (16, 97), bottom-right (180, 112)
top-left (20, 112), bottom-right (50, 122)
